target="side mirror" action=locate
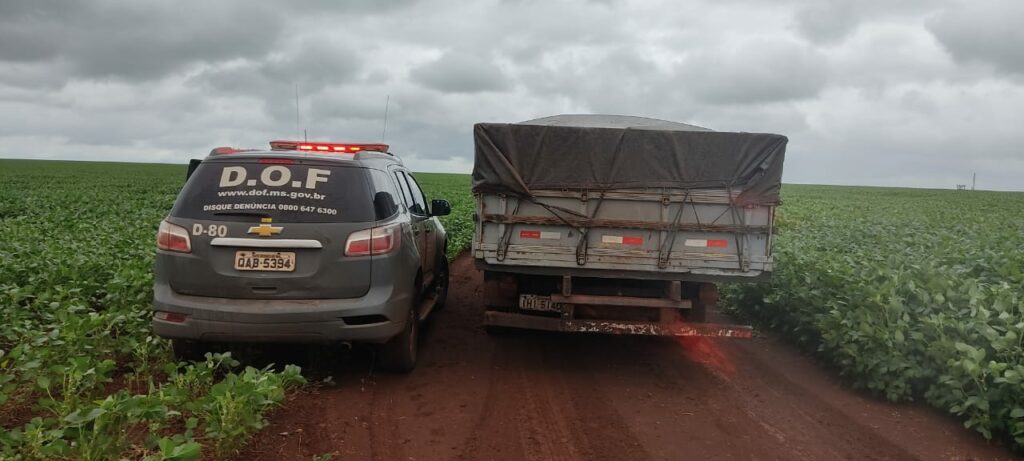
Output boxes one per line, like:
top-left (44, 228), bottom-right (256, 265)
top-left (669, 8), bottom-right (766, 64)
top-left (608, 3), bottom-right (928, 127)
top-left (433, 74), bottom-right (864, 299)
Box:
top-left (186, 159), bottom-right (202, 181)
top-left (430, 199), bottom-right (451, 217)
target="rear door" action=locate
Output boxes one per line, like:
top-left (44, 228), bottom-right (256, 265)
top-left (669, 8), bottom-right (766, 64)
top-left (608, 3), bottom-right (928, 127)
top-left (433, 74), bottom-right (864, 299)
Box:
top-left (403, 172), bottom-right (438, 270)
top-left (163, 156), bottom-right (376, 299)
top-left (391, 168), bottom-right (433, 281)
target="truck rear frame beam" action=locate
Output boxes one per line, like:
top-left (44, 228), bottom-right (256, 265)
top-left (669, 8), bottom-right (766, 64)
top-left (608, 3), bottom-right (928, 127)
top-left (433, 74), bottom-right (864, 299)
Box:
top-left (483, 311), bottom-right (753, 338)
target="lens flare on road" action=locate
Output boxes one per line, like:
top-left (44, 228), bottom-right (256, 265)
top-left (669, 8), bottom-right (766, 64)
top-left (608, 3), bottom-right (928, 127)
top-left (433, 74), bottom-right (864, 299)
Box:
top-left (675, 335), bottom-right (737, 378)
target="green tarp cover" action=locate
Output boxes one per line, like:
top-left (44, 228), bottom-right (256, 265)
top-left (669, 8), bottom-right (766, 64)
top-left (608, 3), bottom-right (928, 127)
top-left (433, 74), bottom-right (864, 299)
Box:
top-left (472, 114), bottom-right (787, 206)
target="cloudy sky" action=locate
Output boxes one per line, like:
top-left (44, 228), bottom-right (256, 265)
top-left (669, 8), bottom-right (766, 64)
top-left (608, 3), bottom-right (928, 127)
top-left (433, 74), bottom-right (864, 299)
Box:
top-left (1, 0), bottom-right (1021, 190)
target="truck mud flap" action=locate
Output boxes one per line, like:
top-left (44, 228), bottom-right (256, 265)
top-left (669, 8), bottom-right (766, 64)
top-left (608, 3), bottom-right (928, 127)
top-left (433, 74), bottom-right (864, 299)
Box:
top-left (483, 311), bottom-right (753, 338)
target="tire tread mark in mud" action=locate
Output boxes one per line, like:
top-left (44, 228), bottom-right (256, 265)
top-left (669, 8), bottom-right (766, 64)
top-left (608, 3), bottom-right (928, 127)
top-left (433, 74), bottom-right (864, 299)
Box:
top-left (368, 377), bottom-right (405, 461)
top-left (544, 339), bottom-right (655, 461)
top-left (455, 343), bottom-right (525, 461)
top-left (721, 341), bottom-right (922, 461)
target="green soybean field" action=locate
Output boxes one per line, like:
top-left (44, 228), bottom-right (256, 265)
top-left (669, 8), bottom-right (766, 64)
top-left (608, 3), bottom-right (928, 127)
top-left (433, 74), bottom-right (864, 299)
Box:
top-left (728, 185), bottom-right (1024, 449)
top-left (1, 159), bottom-right (1022, 458)
top-left (0, 160), bottom-right (474, 460)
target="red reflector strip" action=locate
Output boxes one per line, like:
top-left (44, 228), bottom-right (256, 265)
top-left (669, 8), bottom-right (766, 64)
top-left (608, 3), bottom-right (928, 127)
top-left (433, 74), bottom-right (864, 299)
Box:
top-left (155, 311), bottom-right (187, 323)
top-left (622, 236), bottom-right (643, 245)
top-left (520, 230), bottom-right (541, 239)
top-left (258, 158), bottom-right (295, 164)
top-left (684, 239), bottom-right (729, 248)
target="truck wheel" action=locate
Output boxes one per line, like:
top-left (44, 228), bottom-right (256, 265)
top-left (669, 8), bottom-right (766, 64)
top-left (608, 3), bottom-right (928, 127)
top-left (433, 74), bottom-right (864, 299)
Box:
top-left (483, 271), bottom-right (518, 312)
top-left (378, 300), bottom-right (418, 373)
top-left (687, 303), bottom-right (707, 323)
top-left (688, 283), bottom-right (717, 323)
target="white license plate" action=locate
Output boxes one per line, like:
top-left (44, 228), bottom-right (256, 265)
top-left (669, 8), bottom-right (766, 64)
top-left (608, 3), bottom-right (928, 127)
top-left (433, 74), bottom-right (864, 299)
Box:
top-left (234, 251), bottom-right (296, 272)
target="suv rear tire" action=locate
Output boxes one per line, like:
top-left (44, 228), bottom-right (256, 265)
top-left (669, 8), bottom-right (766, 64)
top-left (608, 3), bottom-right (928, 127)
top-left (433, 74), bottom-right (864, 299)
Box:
top-left (378, 300), bottom-right (418, 373)
top-left (433, 257), bottom-right (449, 310)
top-left (171, 339), bottom-right (204, 362)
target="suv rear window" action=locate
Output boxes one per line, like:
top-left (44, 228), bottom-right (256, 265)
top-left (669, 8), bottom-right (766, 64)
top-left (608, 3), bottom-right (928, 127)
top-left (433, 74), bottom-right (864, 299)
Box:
top-left (170, 160), bottom-right (374, 223)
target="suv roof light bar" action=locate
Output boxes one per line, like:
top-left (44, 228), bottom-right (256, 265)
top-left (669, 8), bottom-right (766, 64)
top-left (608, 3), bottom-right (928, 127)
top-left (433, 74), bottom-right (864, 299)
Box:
top-left (268, 140), bottom-right (391, 155)
top-left (209, 147), bottom-right (258, 155)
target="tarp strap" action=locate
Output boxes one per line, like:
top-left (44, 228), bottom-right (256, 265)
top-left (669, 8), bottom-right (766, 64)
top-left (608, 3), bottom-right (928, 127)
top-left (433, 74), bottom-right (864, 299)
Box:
top-left (495, 197), bottom-right (521, 262)
top-left (575, 191), bottom-right (606, 266)
top-left (657, 190), bottom-right (692, 269)
top-left (727, 195), bottom-right (749, 272)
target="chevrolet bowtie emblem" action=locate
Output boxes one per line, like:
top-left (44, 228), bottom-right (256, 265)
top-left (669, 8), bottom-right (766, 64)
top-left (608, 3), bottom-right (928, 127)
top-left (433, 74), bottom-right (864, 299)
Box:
top-left (248, 217), bottom-right (282, 237)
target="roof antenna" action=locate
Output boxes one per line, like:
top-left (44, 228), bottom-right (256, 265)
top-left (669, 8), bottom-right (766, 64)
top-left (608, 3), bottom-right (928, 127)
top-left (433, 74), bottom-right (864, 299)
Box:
top-left (381, 94), bottom-right (390, 142)
top-left (294, 82), bottom-right (301, 141)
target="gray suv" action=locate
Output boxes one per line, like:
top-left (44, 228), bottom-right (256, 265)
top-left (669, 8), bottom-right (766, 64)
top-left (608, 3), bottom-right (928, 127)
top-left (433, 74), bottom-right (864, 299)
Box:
top-left (152, 140), bottom-right (450, 372)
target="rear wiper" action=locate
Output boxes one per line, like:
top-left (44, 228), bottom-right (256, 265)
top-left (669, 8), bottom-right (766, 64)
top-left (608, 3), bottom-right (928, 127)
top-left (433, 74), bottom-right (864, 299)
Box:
top-left (213, 211), bottom-right (270, 218)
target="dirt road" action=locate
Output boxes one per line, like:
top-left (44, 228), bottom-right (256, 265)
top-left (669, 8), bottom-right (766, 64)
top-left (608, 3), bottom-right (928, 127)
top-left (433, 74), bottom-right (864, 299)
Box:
top-left (237, 255), bottom-right (1016, 461)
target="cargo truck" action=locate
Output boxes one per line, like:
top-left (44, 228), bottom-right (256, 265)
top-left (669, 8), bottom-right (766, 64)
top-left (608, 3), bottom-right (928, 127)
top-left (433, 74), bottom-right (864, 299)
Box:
top-left (471, 115), bottom-right (786, 337)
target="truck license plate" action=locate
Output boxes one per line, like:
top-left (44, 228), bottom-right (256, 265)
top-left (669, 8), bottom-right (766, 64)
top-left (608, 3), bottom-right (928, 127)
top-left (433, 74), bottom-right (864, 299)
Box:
top-left (519, 294), bottom-right (562, 312)
top-left (234, 251), bottom-right (295, 272)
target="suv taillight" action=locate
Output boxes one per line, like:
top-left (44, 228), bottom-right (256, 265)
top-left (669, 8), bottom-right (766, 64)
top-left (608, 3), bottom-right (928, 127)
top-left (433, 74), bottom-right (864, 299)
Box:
top-left (345, 223), bottom-right (400, 256)
top-left (157, 220), bottom-right (192, 253)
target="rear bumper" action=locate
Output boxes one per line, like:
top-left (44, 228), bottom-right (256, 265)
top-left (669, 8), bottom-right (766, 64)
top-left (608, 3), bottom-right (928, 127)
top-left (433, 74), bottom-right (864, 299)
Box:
top-left (473, 259), bottom-right (772, 283)
top-left (151, 280), bottom-right (410, 344)
top-left (483, 311), bottom-right (753, 338)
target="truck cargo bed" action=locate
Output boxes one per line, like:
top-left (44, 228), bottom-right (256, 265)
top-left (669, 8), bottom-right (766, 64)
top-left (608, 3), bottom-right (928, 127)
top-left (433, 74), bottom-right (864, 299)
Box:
top-left (473, 188), bottom-right (775, 280)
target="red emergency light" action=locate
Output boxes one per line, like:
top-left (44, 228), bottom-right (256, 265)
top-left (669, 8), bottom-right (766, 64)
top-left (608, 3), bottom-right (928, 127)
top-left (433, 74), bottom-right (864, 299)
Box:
top-left (268, 140), bottom-right (389, 153)
top-left (209, 147), bottom-right (257, 155)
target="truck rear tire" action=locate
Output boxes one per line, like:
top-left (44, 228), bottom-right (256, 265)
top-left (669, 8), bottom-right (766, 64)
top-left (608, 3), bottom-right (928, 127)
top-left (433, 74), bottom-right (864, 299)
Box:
top-left (483, 271), bottom-right (518, 312)
top-left (687, 303), bottom-right (707, 323)
top-left (687, 283), bottom-right (718, 323)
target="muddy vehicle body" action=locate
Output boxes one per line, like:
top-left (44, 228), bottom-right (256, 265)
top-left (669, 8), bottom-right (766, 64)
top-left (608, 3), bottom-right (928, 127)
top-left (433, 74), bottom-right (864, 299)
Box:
top-left (153, 140), bottom-right (451, 371)
top-left (472, 115), bottom-right (786, 337)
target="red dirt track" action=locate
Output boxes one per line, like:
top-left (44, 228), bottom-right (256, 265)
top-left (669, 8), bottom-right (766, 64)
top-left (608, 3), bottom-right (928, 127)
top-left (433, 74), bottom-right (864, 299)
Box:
top-left (236, 255), bottom-right (1016, 461)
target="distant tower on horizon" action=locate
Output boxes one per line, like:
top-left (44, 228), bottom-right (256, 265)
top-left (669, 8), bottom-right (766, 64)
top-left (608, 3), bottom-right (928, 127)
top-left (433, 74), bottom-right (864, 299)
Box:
top-left (972, 173), bottom-right (976, 191)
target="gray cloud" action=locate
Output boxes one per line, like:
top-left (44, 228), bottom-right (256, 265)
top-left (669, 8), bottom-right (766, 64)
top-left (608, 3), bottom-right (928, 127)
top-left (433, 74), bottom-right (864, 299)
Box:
top-left (793, 0), bottom-right (862, 43)
top-left (0, 1), bottom-right (284, 83)
top-left (792, 0), bottom-right (952, 44)
top-left (927, 0), bottom-right (1024, 75)
top-left (679, 38), bottom-right (828, 104)
top-left (411, 51), bottom-right (512, 94)
top-left (1, 0), bottom-right (1023, 190)
top-left (189, 34), bottom-right (365, 124)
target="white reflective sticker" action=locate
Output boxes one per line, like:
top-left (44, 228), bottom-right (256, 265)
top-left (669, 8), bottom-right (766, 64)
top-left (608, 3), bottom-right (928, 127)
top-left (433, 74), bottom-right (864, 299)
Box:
top-left (220, 166), bottom-right (246, 187)
top-left (684, 239), bottom-right (708, 247)
top-left (602, 235), bottom-right (624, 244)
top-left (539, 231), bottom-right (560, 240)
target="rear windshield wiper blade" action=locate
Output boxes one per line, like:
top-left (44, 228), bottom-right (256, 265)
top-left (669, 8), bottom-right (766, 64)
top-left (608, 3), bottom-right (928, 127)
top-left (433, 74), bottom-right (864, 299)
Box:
top-left (212, 211), bottom-right (271, 218)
